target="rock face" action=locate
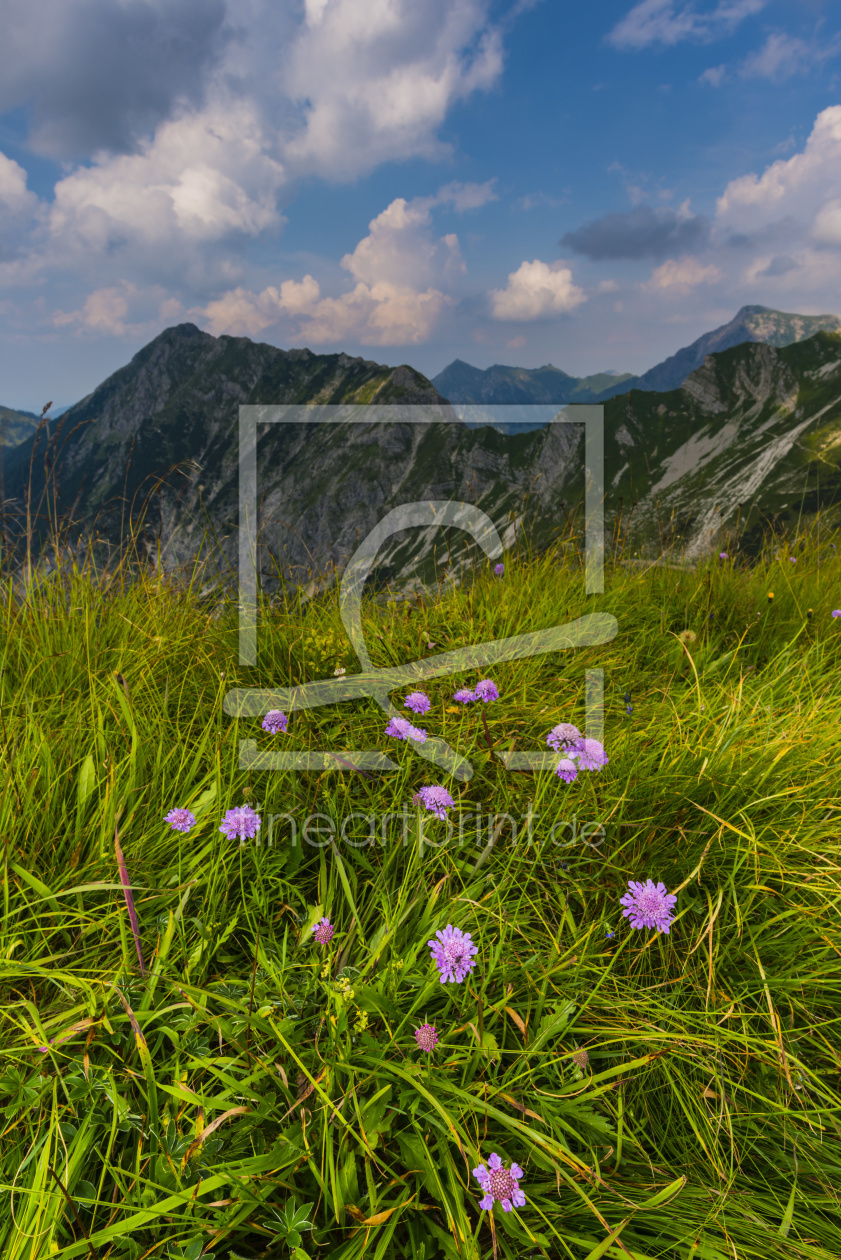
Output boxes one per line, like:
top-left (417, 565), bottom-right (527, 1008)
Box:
top-left (4, 322), bottom-right (841, 588)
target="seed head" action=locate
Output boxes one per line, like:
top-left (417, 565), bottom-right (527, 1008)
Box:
top-left (312, 917), bottom-right (335, 944)
top-left (414, 1023), bottom-right (438, 1053)
top-left (473, 1153), bottom-right (526, 1213)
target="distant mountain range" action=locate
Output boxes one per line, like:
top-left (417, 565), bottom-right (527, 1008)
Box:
top-left (432, 305), bottom-right (841, 406)
top-left (3, 317), bottom-right (841, 590)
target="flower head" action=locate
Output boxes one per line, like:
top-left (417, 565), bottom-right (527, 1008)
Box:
top-left (555, 757), bottom-right (579, 783)
top-left (620, 879), bottom-right (677, 934)
top-left (677, 629), bottom-right (696, 645)
top-left (414, 1023), bottom-right (438, 1053)
top-left (833, 610), bottom-right (841, 619)
top-left (574, 738), bottom-right (609, 772)
top-left (473, 1153), bottom-right (525, 1213)
top-left (385, 716), bottom-right (428, 743)
top-left (219, 805), bottom-right (261, 842)
top-left (453, 688), bottom-right (476, 704)
top-left (165, 807), bottom-right (196, 833)
top-left (494, 563), bottom-right (505, 576)
top-left (546, 723), bottom-right (581, 752)
top-left (404, 691), bottom-right (431, 715)
top-left (473, 679), bottom-right (499, 703)
top-left (789, 556), bottom-right (797, 564)
top-left (414, 784), bottom-right (455, 820)
top-left (262, 710), bottom-right (288, 734)
top-left (428, 924), bottom-right (478, 984)
top-left (312, 917), bottom-right (334, 944)
top-left (719, 552), bottom-right (729, 560)
top-left (768, 592), bottom-right (774, 602)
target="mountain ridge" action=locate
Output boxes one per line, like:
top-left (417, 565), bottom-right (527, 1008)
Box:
top-left (432, 305), bottom-right (841, 406)
top-left (4, 322), bottom-right (841, 593)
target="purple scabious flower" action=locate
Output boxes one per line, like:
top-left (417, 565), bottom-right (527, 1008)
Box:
top-left (555, 757), bottom-right (579, 783)
top-left (719, 552), bottom-right (729, 560)
top-left (620, 879), bottom-right (677, 934)
top-left (404, 691), bottom-right (431, 715)
top-left (385, 716), bottom-right (428, 743)
top-left (414, 784), bottom-right (455, 819)
top-left (574, 738), bottom-right (609, 772)
top-left (219, 805), bottom-right (261, 842)
top-left (546, 723), bottom-right (582, 752)
top-left (832, 610), bottom-right (841, 619)
top-left (312, 917), bottom-right (334, 944)
top-left (473, 1154), bottom-right (525, 1213)
top-left (262, 710), bottom-right (288, 734)
top-left (414, 1023), bottom-right (438, 1052)
top-left (789, 556), bottom-right (797, 563)
top-left (473, 679), bottom-right (499, 703)
top-left (453, 688), bottom-right (476, 703)
top-left (165, 807), bottom-right (196, 833)
top-left (494, 563), bottom-right (505, 576)
top-left (428, 924), bottom-right (478, 984)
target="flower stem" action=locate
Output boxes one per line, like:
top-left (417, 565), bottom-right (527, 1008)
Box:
top-left (481, 708), bottom-right (493, 753)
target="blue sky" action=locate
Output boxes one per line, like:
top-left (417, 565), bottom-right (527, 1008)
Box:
top-left (2, 0), bottom-right (841, 410)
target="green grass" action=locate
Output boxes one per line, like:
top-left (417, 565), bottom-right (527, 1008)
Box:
top-left (2, 526), bottom-right (841, 1260)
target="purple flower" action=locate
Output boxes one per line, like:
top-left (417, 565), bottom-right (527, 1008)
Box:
top-left (555, 757), bottom-right (579, 783)
top-left (620, 879), bottom-right (677, 934)
top-left (165, 807), bottom-right (196, 833)
top-left (414, 1023), bottom-right (438, 1052)
top-left (790, 556), bottom-right (797, 564)
top-left (605, 929), bottom-right (615, 939)
top-left (219, 805), bottom-right (261, 842)
top-left (473, 679), bottom-right (499, 703)
top-left (494, 563), bottom-right (505, 576)
top-left (385, 716), bottom-right (428, 743)
top-left (453, 688), bottom-right (476, 703)
top-left (832, 610), bottom-right (841, 619)
top-left (574, 738), bottom-right (609, 772)
top-left (312, 917), bottom-right (334, 944)
top-left (719, 552), bottom-right (729, 560)
top-left (413, 784), bottom-right (455, 819)
top-left (428, 924), bottom-right (478, 984)
top-left (473, 1154), bottom-right (525, 1213)
top-left (262, 709), bottom-right (288, 734)
top-left (546, 723), bottom-right (582, 752)
top-left (404, 691), bottom-right (431, 715)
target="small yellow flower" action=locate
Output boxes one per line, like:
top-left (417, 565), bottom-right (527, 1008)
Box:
top-left (445, 705), bottom-right (461, 714)
top-left (768, 591), bottom-right (774, 602)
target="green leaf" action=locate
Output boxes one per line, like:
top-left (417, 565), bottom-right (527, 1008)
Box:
top-left (77, 753), bottom-right (97, 809)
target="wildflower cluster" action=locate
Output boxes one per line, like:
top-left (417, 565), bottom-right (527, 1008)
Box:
top-left (385, 715), bottom-right (427, 743)
top-left (546, 723), bottom-right (608, 783)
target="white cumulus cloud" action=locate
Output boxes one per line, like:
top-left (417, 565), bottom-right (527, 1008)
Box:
top-left (488, 259), bottom-right (586, 321)
top-left (642, 255), bottom-right (722, 293)
top-left (195, 192), bottom-right (464, 344)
